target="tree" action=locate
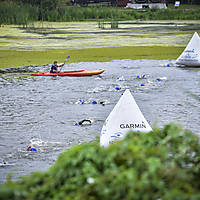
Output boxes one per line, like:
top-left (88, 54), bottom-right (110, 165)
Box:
top-left (12, 0), bottom-right (60, 10)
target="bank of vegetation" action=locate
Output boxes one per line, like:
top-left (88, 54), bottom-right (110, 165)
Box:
top-left (0, 0), bottom-right (200, 26)
top-left (0, 46), bottom-right (184, 69)
top-left (1, 123), bottom-right (200, 199)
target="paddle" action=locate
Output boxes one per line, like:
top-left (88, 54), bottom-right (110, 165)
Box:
top-left (59, 56), bottom-right (70, 73)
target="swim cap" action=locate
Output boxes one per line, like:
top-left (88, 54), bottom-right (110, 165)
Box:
top-left (30, 148), bottom-right (37, 151)
top-left (92, 100), bottom-right (97, 104)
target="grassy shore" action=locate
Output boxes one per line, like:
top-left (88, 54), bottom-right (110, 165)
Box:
top-left (0, 46), bottom-right (183, 68)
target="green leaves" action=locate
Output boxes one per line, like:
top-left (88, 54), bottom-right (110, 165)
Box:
top-left (1, 123), bottom-right (200, 200)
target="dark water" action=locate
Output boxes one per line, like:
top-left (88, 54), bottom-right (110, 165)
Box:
top-left (0, 60), bottom-right (200, 183)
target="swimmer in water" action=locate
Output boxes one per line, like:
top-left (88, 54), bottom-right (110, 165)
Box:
top-left (78, 119), bottom-right (93, 125)
top-left (27, 145), bottom-right (37, 151)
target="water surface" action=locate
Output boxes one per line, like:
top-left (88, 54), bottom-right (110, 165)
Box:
top-left (0, 59), bottom-right (200, 183)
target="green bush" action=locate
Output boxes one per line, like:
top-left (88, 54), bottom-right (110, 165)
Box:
top-left (1, 123), bottom-right (200, 200)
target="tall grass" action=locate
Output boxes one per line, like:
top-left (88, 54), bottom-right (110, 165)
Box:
top-left (0, 1), bottom-right (39, 27)
top-left (146, 8), bottom-right (200, 20)
top-left (54, 7), bottom-right (134, 21)
top-left (0, 1), bottom-right (200, 26)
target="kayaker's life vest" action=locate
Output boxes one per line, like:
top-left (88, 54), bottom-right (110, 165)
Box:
top-left (50, 64), bottom-right (58, 73)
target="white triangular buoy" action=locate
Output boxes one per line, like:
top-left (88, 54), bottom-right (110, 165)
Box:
top-left (176, 32), bottom-right (200, 67)
top-left (100, 89), bottom-right (152, 147)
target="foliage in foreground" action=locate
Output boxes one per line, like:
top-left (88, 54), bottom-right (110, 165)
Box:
top-left (1, 123), bottom-right (200, 200)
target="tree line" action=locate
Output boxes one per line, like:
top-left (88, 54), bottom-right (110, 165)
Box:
top-left (0, 0), bottom-right (200, 26)
top-left (0, 0), bottom-right (70, 26)
top-left (1, 0), bottom-right (69, 11)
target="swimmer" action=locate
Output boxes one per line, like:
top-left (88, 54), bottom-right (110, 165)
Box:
top-left (27, 145), bottom-right (37, 152)
top-left (78, 119), bottom-right (93, 125)
top-left (141, 74), bottom-right (146, 79)
top-left (137, 74), bottom-right (146, 79)
top-left (99, 101), bottom-right (105, 106)
top-left (0, 159), bottom-right (6, 165)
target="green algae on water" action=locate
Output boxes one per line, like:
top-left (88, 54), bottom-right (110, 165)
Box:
top-left (0, 46), bottom-right (184, 68)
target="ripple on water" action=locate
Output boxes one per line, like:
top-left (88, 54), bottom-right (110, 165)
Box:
top-left (0, 59), bottom-right (199, 183)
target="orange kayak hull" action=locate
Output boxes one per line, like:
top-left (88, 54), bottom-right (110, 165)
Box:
top-left (31, 69), bottom-right (104, 77)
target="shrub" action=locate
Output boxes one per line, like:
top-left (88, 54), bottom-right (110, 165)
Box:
top-left (1, 123), bottom-right (200, 200)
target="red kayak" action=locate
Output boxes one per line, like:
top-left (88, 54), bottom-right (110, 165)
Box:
top-left (31, 69), bottom-right (104, 77)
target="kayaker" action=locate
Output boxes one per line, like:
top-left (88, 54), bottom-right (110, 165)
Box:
top-left (50, 61), bottom-right (64, 73)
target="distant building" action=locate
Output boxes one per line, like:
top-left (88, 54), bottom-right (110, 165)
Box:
top-left (118, 0), bottom-right (167, 6)
top-left (71, 0), bottom-right (199, 7)
top-left (124, 0), bottom-right (167, 8)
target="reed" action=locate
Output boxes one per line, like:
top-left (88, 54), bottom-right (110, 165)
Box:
top-left (146, 8), bottom-right (200, 20)
top-left (0, 1), bottom-right (38, 27)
